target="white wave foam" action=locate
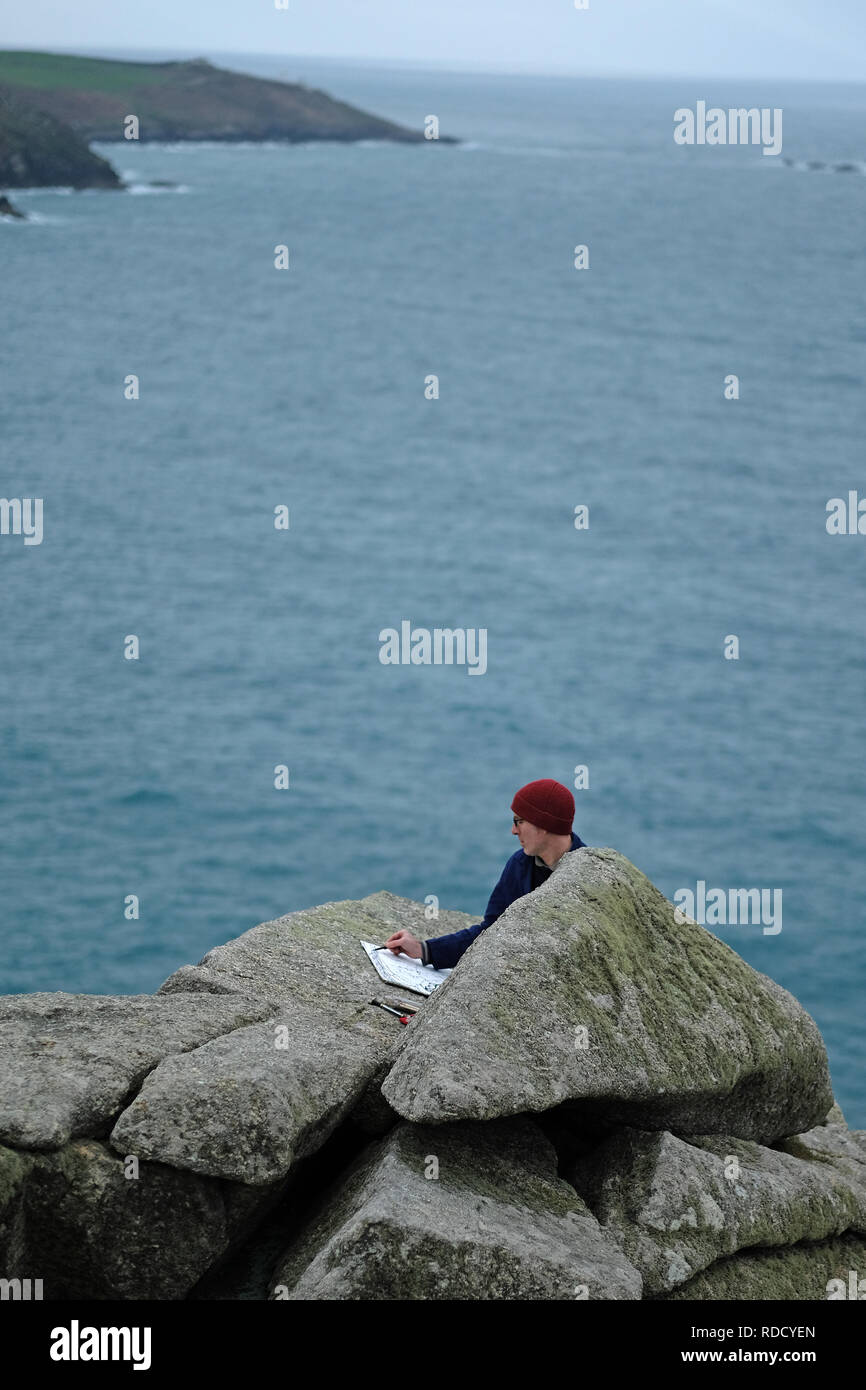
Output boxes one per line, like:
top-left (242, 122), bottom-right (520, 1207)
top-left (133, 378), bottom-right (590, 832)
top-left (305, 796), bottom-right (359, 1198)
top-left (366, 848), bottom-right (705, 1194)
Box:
top-left (6, 185), bottom-right (75, 195)
top-left (486, 144), bottom-right (575, 159)
top-left (125, 182), bottom-right (191, 194)
top-left (0, 211), bottom-right (68, 226)
top-left (781, 158), bottom-right (866, 174)
top-left (105, 139), bottom-right (286, 152)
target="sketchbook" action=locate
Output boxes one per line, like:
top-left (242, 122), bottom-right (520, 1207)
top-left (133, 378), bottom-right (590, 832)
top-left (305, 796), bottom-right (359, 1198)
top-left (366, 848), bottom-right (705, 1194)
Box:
top-left (361, 940), bottom-right (453, 996)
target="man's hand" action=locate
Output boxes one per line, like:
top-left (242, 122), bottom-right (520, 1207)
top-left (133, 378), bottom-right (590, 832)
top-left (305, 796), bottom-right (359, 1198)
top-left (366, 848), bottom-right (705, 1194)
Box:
top-left (383, 930), bottom-right (422, 959)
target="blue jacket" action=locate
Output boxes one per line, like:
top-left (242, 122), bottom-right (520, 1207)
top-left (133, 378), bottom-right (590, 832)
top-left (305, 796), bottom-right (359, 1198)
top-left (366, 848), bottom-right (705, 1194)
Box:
top-left (426, 831), bottom-right (586, 970)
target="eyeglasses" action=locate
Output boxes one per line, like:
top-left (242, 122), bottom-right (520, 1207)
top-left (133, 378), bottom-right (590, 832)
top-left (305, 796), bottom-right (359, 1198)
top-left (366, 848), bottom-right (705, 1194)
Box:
top-left (512, 816), bottom-right (525, 826)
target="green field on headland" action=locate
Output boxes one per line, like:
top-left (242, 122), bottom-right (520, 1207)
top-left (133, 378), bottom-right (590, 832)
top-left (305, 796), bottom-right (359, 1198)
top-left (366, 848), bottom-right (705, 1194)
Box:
top-left (0, 50), bottom-right (427, 144)
top-left (0, 51), bottom-right (174, 93)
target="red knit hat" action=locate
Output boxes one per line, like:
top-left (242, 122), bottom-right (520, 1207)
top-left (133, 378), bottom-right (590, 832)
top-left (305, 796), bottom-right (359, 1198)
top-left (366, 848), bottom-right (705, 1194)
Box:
top-left (511, 779), bottom-right (574, 835)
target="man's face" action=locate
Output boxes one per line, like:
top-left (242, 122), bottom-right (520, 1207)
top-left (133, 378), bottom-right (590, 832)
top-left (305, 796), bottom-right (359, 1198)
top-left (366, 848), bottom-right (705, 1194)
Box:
top-left (512, 815), bottom-right (545, 856)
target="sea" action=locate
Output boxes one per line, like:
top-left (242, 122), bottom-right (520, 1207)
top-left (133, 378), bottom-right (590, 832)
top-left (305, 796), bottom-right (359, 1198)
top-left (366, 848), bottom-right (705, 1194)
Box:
top-left (2, 55), bottom-right (864, 1124)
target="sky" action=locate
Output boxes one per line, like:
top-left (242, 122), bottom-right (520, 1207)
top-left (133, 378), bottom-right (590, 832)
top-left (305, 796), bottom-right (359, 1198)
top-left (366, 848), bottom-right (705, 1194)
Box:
top-left (3, 0), bottom-right (866, 82)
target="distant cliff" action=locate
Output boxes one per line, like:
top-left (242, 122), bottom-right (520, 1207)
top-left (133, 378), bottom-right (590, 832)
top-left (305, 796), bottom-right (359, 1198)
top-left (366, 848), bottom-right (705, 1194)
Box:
top-left (0, 88), bottom-right (121, 189)
top-left (0, 51), bottom-right (434, 145)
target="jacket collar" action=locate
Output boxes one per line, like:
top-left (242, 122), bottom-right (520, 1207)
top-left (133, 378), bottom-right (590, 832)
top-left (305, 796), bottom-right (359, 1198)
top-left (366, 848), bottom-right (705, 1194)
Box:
top-left (521, 830), bottom-right (583, 882)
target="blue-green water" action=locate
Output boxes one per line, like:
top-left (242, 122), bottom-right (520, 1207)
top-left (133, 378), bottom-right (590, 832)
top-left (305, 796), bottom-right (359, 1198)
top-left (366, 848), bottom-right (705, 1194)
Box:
top-left (2, 59), bottom-right (864, 1122)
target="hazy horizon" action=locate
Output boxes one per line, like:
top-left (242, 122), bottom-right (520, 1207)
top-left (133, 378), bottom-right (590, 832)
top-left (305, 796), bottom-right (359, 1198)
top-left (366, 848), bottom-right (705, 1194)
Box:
top-left (6, 43), bottom-right (866, 92)
top-left (3, 0), bottom-right (866, 84)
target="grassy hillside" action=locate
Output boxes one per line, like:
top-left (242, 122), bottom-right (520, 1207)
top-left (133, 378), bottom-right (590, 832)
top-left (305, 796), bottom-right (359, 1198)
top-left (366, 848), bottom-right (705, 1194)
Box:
top-left (0, 51), bottom-right (173, 93)
top-left (0, 51), bottom-right (429, 144)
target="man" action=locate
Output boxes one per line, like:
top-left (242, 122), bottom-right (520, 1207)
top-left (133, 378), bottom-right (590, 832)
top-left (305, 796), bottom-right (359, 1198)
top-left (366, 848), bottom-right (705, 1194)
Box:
top-left (383, 779), bottom-right (585, 970)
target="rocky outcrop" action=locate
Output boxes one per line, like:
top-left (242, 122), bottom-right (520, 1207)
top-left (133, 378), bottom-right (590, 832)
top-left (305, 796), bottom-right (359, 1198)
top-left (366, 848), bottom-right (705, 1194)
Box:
top-left (111, 1010), bottom-right (390, 1185)
top-left (0, 1138), bottom-right (284, 1299)
top-left (381, 848), bottom-right (832, 1143)
top-left (270, 1119), bottom-right (642, 1301)
top-left (660, 1234), bottom-right (866, 1300)
top-left (0, 52), bottom-right (439, 145)
top-left (0, 991), bottom-right (270, 1149)
top-left (114, 892), bottom-right (476, 1183)
top-left (0, 853), bottom-right (857, 1300)
top-left (156, 888), bottom-right (472, 1011)
top-left (0, 49), bottom-right (449, 192)
top-left (570, 1121), bottom-right (866, 1295)
top-left (0, 88), bottom-right (122, 189)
